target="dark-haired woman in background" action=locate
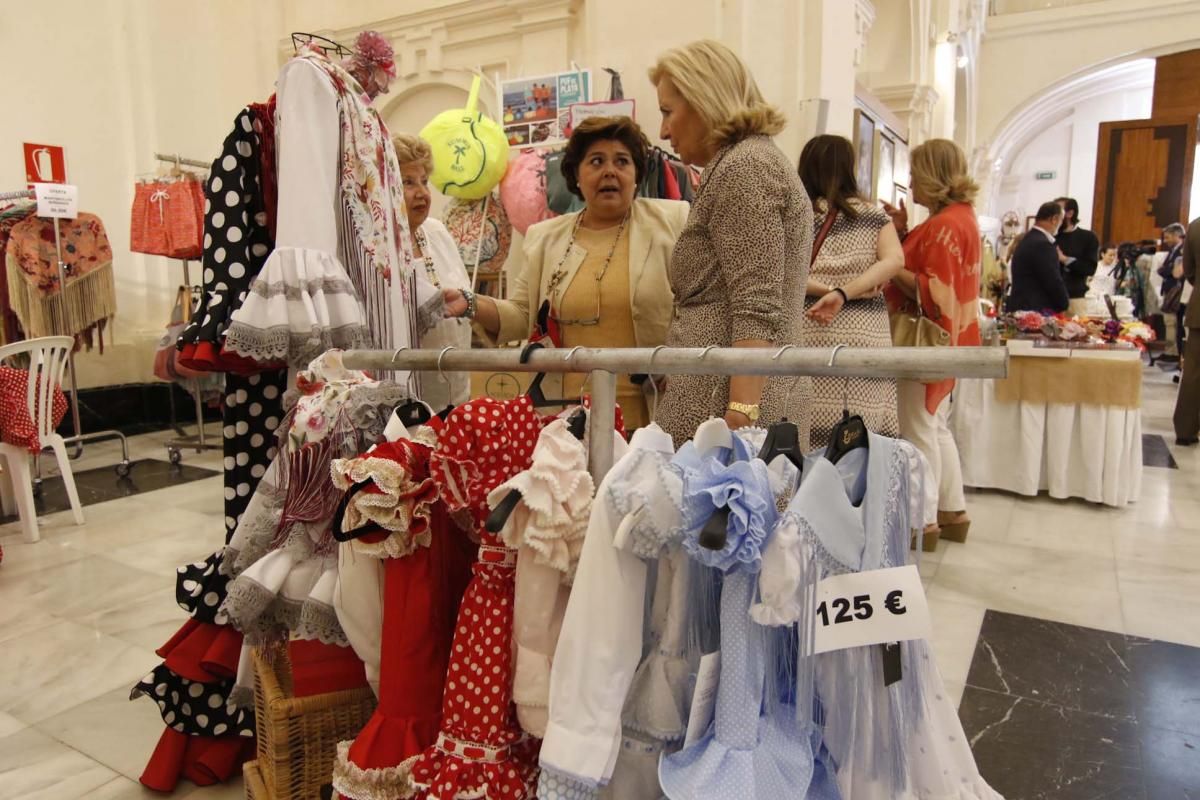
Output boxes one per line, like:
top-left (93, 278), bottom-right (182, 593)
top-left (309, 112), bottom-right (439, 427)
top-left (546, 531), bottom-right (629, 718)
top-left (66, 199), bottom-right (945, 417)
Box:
top-left (798, 134), bottom-right (905, 446)
top-left (443, 115), bottom-right (688, 427)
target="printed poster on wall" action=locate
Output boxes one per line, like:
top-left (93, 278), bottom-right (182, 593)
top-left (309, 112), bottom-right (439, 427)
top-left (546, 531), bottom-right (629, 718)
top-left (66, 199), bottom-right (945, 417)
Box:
top-left (500, 70), bottom-right (591, 147)
top-left (565, 99), bottom-right (637, 137)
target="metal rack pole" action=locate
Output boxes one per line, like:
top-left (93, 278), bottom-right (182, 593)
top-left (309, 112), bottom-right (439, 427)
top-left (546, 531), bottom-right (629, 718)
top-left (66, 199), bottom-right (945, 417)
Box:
top-left (344, 346), bottom-right (1008, 483)
top-left (154, 152), bottom-right (212, 170)
top-left (588, 369), bottom-right (617, 481)
top-left (165, 258), bottom-right (219, 462)
top-left (341, 346), bottom-right (1008, 382)
top-left (48, 216), bottom-right (131, 475)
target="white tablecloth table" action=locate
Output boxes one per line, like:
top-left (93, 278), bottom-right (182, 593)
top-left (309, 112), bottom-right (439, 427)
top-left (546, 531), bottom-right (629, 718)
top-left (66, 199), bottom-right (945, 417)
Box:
top-left (949, 344), bottom-right (1142, 507)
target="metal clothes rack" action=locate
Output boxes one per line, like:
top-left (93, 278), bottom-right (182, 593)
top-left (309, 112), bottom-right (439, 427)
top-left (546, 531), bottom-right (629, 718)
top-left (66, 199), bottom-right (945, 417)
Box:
top-left (151, 152), bottom-right (220, 464)
top-left (0, 187), bottom-right (132, 478)
top-left (342, 345), bottom-right (1008, 481)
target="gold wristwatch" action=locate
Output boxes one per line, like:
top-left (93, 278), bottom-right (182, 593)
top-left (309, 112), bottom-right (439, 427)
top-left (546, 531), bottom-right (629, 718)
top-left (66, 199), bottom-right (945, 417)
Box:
top-left (727, 401), bottom-right (760, 423)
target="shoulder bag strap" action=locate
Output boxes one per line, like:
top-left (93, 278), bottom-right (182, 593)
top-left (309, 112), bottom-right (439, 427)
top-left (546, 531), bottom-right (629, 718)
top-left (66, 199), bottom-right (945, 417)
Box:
top-left (812, 208), bottom-right (838, 263)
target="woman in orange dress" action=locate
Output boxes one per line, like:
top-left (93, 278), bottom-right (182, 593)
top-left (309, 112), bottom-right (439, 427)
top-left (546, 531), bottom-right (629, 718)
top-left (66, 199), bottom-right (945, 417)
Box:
top-left (883, 139), bottom-right (981, 547)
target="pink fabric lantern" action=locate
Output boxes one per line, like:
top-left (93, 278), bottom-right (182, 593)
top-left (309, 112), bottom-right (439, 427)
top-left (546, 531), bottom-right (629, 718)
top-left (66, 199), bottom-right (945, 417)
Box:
top-left (499, 149), bottom-right (558, 235)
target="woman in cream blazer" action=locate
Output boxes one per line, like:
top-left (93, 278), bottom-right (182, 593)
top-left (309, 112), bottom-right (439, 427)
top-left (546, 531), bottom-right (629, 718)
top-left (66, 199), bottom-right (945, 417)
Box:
top-left (444, 116), bottom-right (688, 427)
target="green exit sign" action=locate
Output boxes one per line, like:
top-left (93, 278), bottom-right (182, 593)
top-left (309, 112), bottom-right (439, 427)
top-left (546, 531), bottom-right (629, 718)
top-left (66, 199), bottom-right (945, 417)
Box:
top-left (1035, 170), bottom-right (1057, 180)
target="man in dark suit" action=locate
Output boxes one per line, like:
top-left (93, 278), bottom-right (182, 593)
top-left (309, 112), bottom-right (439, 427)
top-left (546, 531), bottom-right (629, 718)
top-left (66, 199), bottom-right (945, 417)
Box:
top-left (1172, 215), bottom-right (1200, 445)
top-left (1007, 202), bottom-right (1070, 313)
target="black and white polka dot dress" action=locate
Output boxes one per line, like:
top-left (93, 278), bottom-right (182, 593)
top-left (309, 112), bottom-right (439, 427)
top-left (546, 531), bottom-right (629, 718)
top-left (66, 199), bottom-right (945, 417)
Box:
top-left (177, 107), bottom-right (274, 360)
top-left (130, 109), bottom-right (286, 788)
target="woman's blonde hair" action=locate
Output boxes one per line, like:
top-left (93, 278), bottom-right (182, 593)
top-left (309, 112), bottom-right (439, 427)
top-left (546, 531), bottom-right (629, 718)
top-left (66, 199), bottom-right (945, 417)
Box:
top-left (649, 39), bottom-right (785, 149)
top-left (910, 138), bottom-right (979, 211)
top-left (393, 133), bottom-right (433, 173)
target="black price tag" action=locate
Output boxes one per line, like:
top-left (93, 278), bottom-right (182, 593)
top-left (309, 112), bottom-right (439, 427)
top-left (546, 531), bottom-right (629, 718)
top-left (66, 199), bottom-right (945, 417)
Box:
top-left (881, 642), bottom-right (903, 686)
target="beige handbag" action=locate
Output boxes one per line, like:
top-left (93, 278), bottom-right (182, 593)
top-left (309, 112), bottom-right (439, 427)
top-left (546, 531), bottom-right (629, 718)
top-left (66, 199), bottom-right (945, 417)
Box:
top-left (889, 300), bottom-right (950, 348)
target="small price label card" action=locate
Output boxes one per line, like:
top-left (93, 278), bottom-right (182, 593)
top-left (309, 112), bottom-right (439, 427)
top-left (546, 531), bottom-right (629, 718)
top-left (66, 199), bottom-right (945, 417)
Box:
top-left (813, 565), bottom-right (932, 654)
top-left (34, 183), bottom-right (78, 219)
top-left (683, 651), bottom-right (721, 747)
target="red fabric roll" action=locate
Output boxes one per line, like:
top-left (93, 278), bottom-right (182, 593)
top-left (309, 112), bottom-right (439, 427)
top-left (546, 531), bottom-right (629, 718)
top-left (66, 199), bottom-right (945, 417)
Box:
top-left (139, 727), bottom-right (254, 792)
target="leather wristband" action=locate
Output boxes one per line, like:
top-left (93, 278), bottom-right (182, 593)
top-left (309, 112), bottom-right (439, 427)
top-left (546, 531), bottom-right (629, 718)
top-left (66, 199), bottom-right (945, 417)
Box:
top-left (833, 287), bottom-right (849, 303)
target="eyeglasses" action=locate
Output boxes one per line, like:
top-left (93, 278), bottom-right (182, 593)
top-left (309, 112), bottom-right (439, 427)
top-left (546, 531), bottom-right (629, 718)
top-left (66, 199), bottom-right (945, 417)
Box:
top-left (551, 275), bottom-right (603, 326)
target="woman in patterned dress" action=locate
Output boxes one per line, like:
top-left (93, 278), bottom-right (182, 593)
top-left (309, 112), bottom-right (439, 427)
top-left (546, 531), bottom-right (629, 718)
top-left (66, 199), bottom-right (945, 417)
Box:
top-left (649, 39), bottom-right (813, 447)
top-left (883, 138), bottom-right (982, 545)
top-left (798, 135), bottom-right (904, 447)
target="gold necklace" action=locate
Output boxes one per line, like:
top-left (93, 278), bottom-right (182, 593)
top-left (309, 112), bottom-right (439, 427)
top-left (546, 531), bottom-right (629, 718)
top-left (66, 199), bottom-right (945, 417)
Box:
top-left (548, 210), bottom-right (630, 326)
top-left (413, 228), bottom-right (440, 288)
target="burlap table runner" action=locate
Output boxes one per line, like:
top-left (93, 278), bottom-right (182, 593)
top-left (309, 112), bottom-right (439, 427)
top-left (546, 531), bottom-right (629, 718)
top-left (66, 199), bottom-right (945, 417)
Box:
top-left (994, 355), bottom-right (1142, 408)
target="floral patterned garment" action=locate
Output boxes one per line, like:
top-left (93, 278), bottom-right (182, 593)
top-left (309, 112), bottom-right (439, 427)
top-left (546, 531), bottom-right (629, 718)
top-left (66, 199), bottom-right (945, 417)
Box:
top-left (8, 212), bottom-right (113, 293)
top-left (408, 395), bottom-right (551, 800)
top-left (884, 202), bottom-right (982, 414)
top-left (6, 212), bottom-right (117, 345)
top-left (295, 48), bottom-right (446, 352)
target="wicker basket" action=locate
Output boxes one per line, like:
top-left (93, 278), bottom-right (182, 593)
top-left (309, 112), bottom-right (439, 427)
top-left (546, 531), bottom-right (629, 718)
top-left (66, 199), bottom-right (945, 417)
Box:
top-left (243, 760), bottom-right (268, 800)
top-left (252, 645), bottom-right (377, 800)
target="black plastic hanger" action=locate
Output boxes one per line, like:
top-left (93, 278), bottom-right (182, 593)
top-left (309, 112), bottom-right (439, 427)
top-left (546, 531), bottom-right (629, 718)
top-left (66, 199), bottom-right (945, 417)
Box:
top-left (521, 340), bottom-right (571, 408)
top-left (758, 419), bottom-right (805, 472)
top-left (330, 479), bottom-right (376, 542)
top-left (698, 507), bottom-right (732, 551)
top-left (394, 398), bottom-right (432, 428)
top-left (824, 353), bottom-right (869, 464)
top-left (825, 409), bottom-right (869, 464)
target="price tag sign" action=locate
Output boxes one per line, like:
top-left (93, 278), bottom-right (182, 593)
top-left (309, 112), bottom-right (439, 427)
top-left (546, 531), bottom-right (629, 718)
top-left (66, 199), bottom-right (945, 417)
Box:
top-left (34, 183), bottom-right (78, 219)
top-left (813, 565), bottom-right (931, 654)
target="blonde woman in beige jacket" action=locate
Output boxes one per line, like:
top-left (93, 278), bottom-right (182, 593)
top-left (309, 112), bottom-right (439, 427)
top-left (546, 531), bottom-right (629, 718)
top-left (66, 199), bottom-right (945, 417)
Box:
top-left (444, 116), bottom-right (688, 428)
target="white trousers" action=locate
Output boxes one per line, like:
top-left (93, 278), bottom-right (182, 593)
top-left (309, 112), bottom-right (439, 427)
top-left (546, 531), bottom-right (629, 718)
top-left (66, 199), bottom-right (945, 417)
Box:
top-left (897, 381), bottom-right (966, 517)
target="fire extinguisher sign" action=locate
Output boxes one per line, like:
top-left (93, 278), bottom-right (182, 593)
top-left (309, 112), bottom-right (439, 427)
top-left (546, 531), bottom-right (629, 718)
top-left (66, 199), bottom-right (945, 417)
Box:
top-left (23, 143), bottom-right (67, 186)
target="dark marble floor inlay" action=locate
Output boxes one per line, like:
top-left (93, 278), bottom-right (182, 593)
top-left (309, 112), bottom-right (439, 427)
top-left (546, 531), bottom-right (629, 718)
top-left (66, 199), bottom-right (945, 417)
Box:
top-left (959, 610), bottom-right (1200, 799)
top-left (1, 458), bottom-right (217, 521)
top-left (1143, 434), bottom-right (1179, 469)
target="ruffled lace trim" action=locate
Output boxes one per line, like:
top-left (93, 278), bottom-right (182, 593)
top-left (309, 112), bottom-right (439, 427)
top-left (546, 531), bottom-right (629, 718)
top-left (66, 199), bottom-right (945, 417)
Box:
top-left (248, 275), bottom-right (357, 300)
top-left (332, 740), bottom-right (417, 800)
top-left (330, 451), bottom-right (436, 559)
top-left (223, 320), bottom-right (366, 367)
top-left (488, 428), bottom-right (593, 576)
top-left (295, 595), bottom-right (348, 646)
top-left (220, 570), bottom-right (347, 647)
top-left (409, 747), bottom-right (537, 800)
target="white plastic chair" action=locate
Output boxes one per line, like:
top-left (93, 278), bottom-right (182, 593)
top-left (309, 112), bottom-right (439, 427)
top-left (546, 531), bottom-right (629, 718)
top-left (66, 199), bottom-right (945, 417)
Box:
top-left (0, 336), bottom-right (84, 542)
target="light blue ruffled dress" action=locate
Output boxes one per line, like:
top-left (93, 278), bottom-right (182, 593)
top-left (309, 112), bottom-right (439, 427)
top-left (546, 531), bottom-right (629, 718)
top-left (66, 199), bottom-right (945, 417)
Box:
top-left (754, 433), bottom-right (1003, 800)
top-left (658, 433), bottom-right (841, 800)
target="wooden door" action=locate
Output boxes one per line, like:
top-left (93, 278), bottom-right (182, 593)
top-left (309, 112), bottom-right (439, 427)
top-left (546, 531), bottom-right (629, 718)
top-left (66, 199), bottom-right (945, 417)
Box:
top-left (1092, 116), bottom-right (1197, 245)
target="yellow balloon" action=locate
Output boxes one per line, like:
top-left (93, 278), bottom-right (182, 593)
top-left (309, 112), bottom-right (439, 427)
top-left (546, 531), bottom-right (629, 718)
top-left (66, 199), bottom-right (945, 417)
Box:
top-left (420, 76), bottom-right (510, 201)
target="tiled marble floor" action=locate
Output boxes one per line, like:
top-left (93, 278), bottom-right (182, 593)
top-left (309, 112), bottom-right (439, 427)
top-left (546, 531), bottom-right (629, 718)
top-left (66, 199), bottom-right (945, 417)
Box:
top-left (960, 611), bottom-right (1200, 799)
top-left (1, 365), bottom-right (1197, 799)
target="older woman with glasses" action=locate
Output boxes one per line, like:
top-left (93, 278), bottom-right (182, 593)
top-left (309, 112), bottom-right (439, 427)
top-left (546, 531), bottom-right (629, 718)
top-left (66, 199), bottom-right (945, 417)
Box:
top-left (443, 115), bottom-right (688, 428)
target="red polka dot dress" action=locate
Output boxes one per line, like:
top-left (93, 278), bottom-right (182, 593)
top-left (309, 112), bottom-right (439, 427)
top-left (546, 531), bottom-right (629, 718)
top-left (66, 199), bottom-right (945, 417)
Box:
top-left (331, 428), bottom-right (476, 800)
top-left (409, 396), bottom-right (550, 800)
